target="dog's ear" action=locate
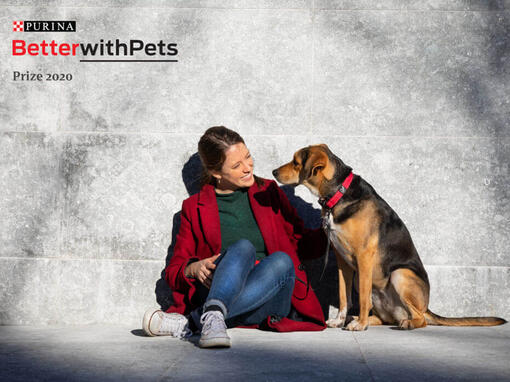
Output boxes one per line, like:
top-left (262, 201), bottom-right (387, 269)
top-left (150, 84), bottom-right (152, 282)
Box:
top-left (302, 146), bottom-right (334, 181)
top-left (311, 163), bottom-right (325, 177)
top-left (302, 149), bottom-right (326, 180)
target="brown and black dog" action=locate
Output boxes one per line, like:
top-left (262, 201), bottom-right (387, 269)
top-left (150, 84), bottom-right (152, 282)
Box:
top-left (273, 144), bottom-right (506, 331)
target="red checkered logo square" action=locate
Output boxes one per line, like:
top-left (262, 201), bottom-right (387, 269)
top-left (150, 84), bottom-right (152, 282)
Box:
top-left (13, 21), bottom-right (24, 32)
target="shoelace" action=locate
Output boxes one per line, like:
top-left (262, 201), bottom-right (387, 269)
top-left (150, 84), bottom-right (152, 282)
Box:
top-left (160, 314), bottom-right (192, 338)
top-left (200, 311), bottom-right (227, 336)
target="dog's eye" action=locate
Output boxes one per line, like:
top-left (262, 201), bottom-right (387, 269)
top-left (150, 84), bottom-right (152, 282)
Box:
top-left (292, 159), bottom-right (298, 167)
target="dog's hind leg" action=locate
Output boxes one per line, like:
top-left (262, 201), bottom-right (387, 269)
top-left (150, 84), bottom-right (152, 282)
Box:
top-left (368, 315), bottom-right (383, 325)
top-left (349, 315), bottom-right (384, 326)
top-left (391, 268), bottom-right (429, 330)
top-left (327, 252), bottom-right (353, 328)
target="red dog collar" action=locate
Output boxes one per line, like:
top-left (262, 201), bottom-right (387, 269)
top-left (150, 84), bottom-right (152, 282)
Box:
top-left (319, 172), bottom-right (354, 209)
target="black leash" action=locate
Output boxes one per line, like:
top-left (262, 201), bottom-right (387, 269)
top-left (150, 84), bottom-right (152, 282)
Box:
top-left (316, 172), bottom-right (354, 284)
top-left (319, 209), bottom-right (332, 282)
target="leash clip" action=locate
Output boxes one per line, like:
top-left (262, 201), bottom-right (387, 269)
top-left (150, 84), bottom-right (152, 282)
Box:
top-left (319, 209), bottom-right (332, 283)
top-left (322, 209), bottom-right (331, 231)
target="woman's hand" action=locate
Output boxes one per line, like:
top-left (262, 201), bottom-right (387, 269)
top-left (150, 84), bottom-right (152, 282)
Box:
top-left (185, 254), bottom-right (221, 288)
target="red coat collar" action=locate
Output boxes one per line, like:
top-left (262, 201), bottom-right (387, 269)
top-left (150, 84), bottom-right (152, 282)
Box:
top-left (197, 184), bottom-right (221, 253)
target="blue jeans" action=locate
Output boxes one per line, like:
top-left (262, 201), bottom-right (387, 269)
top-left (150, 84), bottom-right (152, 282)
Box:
top-left (196, 239), bottom-right (295, 328)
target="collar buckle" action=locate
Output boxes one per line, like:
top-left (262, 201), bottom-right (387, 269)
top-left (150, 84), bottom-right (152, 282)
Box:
top-left (320, 172), bottom-right (354, 210)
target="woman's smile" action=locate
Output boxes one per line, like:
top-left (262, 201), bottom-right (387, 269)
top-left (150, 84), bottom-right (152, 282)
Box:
top-left (241, 172), bottom-right (253, 181)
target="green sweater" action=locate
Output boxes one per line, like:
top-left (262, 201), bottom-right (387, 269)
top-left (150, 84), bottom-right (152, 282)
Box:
top-left (216, 188), bottom-right (267, 261)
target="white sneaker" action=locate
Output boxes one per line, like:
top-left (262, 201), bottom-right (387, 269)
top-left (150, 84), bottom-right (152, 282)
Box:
top-left (142, 309), bottom-right (191, 338)
top-left (198, 310), bottom-right (231, 348)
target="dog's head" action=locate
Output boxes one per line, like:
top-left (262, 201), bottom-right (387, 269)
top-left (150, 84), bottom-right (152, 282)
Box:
top-left (272, 144), bottom-right (336, 196)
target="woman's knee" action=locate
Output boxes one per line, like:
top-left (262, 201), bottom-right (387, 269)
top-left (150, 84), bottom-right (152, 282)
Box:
top-left (225, 239), bottom-right (256, 261)
top-left (269, 251), bottom-right (295, 278)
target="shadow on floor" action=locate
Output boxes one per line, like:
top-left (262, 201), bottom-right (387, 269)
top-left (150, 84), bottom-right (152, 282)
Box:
top-left (2, 325), bottom-right (510, 381)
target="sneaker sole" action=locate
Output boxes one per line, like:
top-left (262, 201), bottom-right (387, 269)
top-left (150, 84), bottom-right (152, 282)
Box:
top-left (199, 337), bottom-right (231, 348)
top-left (142, 308), bottom-right (159, 337)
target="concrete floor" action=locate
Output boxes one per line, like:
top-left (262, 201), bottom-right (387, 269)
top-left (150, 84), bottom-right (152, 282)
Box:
top-left (1, 324), bottom-right (509, 382)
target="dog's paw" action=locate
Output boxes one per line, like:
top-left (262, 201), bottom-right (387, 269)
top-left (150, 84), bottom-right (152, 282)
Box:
top-left (398, 319), bottom-right (415, 330)
top-left (327, 308), bottom-right (347, 328)
top-left (345, 319), bottom-right (368, 331)
top-left (326, 317), bottom-right (345, 328)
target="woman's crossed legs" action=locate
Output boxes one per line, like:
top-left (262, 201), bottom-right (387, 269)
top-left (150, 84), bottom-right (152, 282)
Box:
top-left (194, 239), bottom-right (295, 329)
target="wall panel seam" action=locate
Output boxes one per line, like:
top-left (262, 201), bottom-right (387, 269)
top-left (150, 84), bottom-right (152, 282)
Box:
top-left (0, 257), bottom-right (508, 268)
top-left (1, 131), bottom-right (508, 139)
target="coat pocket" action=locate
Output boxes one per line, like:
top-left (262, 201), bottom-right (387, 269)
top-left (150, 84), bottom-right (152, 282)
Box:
top-left (292, 274), bottom-right (309, 300)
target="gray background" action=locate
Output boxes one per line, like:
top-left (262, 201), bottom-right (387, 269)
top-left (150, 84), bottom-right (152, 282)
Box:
top-left (1, 0), bottom-right (508, 326)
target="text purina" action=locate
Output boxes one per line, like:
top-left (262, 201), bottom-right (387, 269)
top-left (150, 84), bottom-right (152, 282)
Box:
top-left (24, 21), bottom-right (76, 32)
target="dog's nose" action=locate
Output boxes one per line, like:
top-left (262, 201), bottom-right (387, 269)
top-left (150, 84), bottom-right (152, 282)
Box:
top-left (272, 169), bottom-right (279, 178)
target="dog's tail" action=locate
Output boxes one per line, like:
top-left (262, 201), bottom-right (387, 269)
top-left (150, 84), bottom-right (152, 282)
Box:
top-left (424, 310), bottom-right (506, 327)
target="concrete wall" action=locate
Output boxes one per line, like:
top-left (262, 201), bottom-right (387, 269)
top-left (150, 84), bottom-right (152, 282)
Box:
top-left (1, 0), bottom-right (508, 325)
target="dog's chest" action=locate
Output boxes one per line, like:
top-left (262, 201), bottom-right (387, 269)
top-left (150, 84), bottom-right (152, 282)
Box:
top-left (325, 214), bottom-right (356, 268)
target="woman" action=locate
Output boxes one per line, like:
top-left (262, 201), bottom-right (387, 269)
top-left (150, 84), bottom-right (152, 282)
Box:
top-left (143, 126), bottom-right (328, 348)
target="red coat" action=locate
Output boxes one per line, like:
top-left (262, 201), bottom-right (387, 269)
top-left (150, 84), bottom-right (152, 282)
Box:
top-left (165, 178), bottom-right (328, 332)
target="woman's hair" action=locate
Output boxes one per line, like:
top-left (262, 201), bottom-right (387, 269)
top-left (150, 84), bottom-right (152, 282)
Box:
top-left (197, 126), bottom-right (263, 187)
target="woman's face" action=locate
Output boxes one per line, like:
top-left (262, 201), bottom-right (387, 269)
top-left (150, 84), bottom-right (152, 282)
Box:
top-left (212, 142), bottom-right (254, 191)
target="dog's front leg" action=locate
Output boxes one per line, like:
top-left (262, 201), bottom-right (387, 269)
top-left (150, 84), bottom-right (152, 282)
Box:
top-left (346, 251), bottom-right (374, 331)
top-left (327, 251), bottom-right (353, 328)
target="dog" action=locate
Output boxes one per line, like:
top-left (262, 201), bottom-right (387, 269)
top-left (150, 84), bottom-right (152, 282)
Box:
top-left (273, 144), bottom-right (506, 330)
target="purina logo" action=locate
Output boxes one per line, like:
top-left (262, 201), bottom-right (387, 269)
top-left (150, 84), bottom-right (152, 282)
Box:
top-left (13, 21), bottom-right (23, 32)
top-left (11, 19), bottom-right (178, 62)
top-left (13, 20), bottom-right (76, 32)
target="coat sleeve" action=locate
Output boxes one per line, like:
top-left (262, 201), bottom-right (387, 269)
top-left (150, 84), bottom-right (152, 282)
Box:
top-left (273, 181), bottom-right (328, 261)
top-left (164, 200), bottom-right (199, 293)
